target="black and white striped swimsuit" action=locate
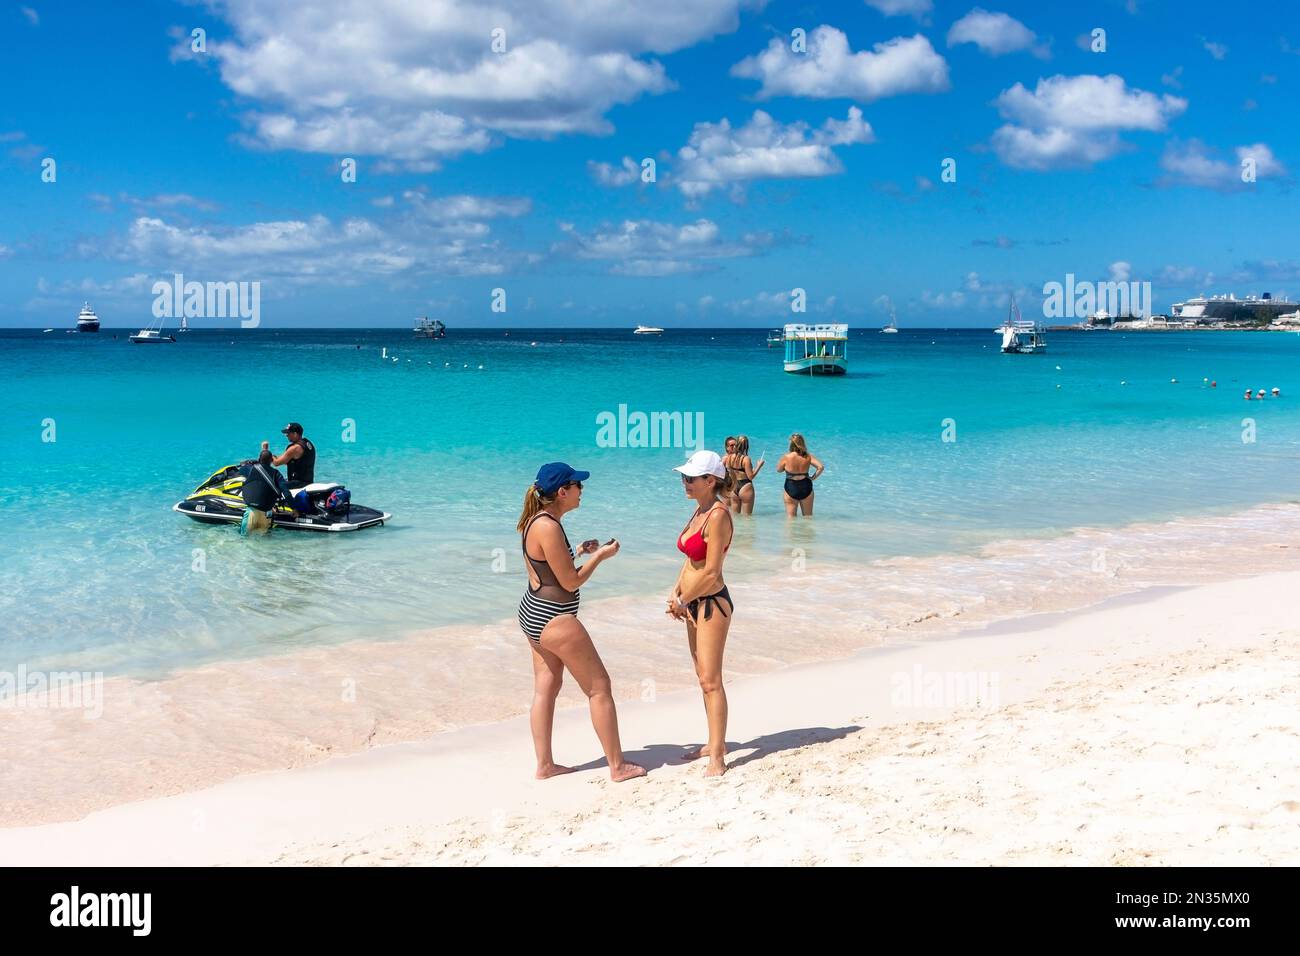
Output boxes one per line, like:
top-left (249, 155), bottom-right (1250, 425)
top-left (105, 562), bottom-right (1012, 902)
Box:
top-left (518, 513), bottom-right (580, 643)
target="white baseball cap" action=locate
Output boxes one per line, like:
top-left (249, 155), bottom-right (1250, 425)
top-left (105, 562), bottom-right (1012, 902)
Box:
top-left (673, 450), bottom-right (726, 478)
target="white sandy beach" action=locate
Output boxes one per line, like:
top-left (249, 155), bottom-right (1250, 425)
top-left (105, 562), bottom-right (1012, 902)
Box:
top-left (2, 569), bottom-right (1298, 866)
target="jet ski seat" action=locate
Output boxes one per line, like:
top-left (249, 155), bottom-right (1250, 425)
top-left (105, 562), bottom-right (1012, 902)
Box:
top-left (298, 482), bottom-right (342, 495)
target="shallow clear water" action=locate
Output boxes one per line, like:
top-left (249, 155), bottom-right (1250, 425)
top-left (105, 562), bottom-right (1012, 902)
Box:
top-left (2, 326), bottom-right (1298, 675)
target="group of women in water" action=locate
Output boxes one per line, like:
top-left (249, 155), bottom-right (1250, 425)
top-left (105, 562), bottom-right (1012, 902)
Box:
top-left (515, 433), bottom-right (827, 781)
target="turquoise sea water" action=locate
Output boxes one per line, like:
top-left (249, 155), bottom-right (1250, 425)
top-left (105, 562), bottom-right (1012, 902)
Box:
top-left (2, 326), bottom-right (1298, 676)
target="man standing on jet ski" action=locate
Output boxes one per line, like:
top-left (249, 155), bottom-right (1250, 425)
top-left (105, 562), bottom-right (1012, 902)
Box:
top-left (262, 421), bottom-right (316, 489)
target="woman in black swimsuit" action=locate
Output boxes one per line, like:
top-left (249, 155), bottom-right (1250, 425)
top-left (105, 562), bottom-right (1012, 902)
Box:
top-left (517, 461), bottom-right (645, 783)
top-left (723, 434), bottom-right (764, 515)
top-left (777, 432), bottom-right (825, 517)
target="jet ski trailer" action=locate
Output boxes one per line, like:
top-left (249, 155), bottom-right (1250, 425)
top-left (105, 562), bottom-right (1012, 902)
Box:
top-left (173, 464), bottom-right (391, 532)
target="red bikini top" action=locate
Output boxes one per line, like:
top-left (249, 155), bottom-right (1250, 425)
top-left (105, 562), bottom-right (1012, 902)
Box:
top-left (678, 505), bottom-right (730, 562)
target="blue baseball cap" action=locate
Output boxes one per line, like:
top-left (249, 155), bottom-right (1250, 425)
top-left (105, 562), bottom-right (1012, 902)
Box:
top-left (534, 461), bottom-right (590, 494)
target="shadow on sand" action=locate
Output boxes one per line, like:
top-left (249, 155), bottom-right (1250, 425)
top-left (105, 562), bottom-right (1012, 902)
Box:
top-left (571, 725), bottom-right (862, 775)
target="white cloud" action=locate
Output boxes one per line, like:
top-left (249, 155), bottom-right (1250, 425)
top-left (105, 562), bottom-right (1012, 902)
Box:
top-left (20, 6), bottom-right (38, 26)
top-left (864, 0), bottom-right (932, 18)
top-left (990, 74), bottom-right (1186, 170)
top-left (674, 107), bottom-right (874, 198)
top-left (79, 191), bottom-right (535, 282)
top-left (732, 27), bottom-right (949, 101)
top-left (1201, 38), bottom-right (1228, 60)
top-left (89, 192), bottom-right (219, 214)
top-left (1161, 65), bottom-right (1183, 88)
top-left (201, 0), bottom-right (757, 166)
top-left (722, 289), bottom-right (837, 315)
top-left (1159, 141), bottom-right (1286, 190)
top-left (1109, 261), bottom-right (1131, 282)
top-left (0, 244), bottom-right (11, 260)
top-left (588, 156), bottom-right (643, 187)
top-left (556, 218), bottom-right (774, 276)
top-left (947, 9), bottom-right (1048, 59)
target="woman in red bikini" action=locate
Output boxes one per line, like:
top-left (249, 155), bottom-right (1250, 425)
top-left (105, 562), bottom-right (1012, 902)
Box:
top-left (667, 450), bottom-right (735, 777)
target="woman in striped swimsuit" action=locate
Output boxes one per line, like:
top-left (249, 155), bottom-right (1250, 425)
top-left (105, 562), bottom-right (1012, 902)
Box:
top-left (517, 462), bottom-right (645, 783)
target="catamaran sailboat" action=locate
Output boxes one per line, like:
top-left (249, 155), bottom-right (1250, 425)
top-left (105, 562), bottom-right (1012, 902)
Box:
top-left (997, 297), bottom-right (1045, 354)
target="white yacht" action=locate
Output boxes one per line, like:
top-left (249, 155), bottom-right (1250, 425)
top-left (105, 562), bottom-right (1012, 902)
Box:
top-left (881, 310), bottom-right (899, 333)
top-left (76, 302), bottom-right (100, 332)
top-left (633, 325), bottom-right (664, 335)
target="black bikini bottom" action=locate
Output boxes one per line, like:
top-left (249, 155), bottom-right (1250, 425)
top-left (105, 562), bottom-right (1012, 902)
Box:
top-left (687, 586), bottom-right (733, 623)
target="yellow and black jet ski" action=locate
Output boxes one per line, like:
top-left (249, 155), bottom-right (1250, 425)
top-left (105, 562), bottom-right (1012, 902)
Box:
top-left (173, 464), bottom-right (390, 532)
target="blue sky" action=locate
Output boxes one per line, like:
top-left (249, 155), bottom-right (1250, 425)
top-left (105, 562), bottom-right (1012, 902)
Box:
top-left (0, 0), bottom-right (1296, 327)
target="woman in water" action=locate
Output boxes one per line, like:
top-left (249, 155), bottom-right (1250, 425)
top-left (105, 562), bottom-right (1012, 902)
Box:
top-left (518, 462), bottom-right (645, 783)
top-left (666, 450), bottom-right (736, 777)
top-left (777, 433), bottom-right (825, 517)
top-left (723, 434), bottom-right (764, 515)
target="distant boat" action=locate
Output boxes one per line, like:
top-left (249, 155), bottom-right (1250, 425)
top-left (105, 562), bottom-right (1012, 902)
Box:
top-left (129, 328), bottom-right (176, 344)
top-left (76, 302), bottom-right (100, 332)
top-left (765, 329), bottom-right (783, 347)
top-left (413, 316), bottom-right (446, 338)
top-left (881, 309), bottom-right (899, 334)
top-left (782, 323), bottom-right (848, 375)
top-left (178, 315), bottom-right (191, 333)
top-left (42, 328), bottom-right (54, 333)
top-left (997, 297), bottom-right (1046, 354)
top-left (633, 325), bottom-right (663, 335)
top-left (129, 315), bottom-right (175, 344)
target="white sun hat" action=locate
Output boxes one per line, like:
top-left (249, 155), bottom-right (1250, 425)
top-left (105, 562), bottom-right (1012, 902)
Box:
top-left (673, 449), bottom-right (727, 478)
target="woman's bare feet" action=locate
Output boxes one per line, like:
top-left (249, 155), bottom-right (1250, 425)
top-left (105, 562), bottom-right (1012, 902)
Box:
top-left (536, 762), bottom-right (576, 780)
top-left (681, 744), bottom-right (712, 761)
top-left (609, 760), bottom-right (648, 782)
top-left (704, 759), bottom-right (728, 777)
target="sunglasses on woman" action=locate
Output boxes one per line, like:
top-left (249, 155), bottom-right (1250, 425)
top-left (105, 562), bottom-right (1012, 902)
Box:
top-left (562, 480), bottom-right (583, 490)
top-left (680, 474), bottom-right (704, 484)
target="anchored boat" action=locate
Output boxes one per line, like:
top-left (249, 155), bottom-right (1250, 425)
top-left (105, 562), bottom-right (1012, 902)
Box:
top-left (782, 323), bottom-right (848, 375)
top-left (633, 325), bottom-right (664, 335)
top-left (413, 316), bottom-right (446, 338)
top-left (129, 322), bottom-right (175, 344)
top-left (76, 302), bottom-right (100, 332)
top-left (997, 297), bottom-right (1046, 354)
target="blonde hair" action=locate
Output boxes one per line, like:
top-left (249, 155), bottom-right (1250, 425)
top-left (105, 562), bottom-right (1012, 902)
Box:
top-left (516, 483), bottom-right (558, 533)
top-left (734, 435), bottom-right (750, 458)
top-left (789, 433), bottom-right (808, 456)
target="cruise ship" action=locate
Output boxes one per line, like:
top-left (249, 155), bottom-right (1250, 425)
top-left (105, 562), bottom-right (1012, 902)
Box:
top-left (1170, 293), bottom-right (1297, 323)
top-left (76, 302), bottom-right (100, 332)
